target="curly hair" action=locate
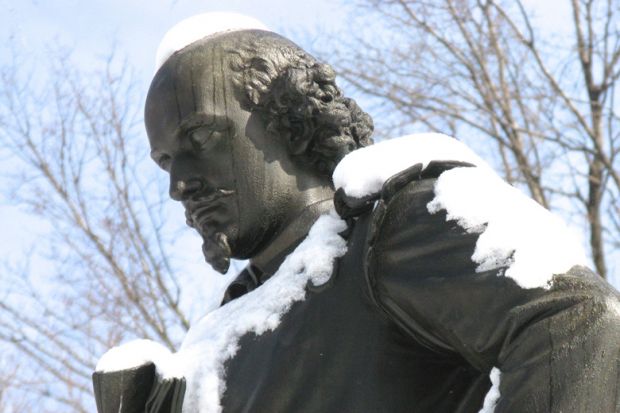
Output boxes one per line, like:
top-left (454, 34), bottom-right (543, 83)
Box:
top-left (226, 30), bottom-right (374, 177)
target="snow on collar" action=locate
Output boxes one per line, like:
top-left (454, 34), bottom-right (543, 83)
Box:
top-left (333, 133), bottom-right (588, 289)
top-left (155, 12), bottom-right (269, 71)
top-left (333, 133), bottom-right (491, 199)
top-left (95, 211), bottom-right (347, 413)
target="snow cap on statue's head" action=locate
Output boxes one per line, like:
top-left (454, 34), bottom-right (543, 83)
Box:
top-left (155, 12), bottom-right (270, 70)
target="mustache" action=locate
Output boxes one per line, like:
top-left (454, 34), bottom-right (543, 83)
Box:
top-left (183, 187), bottom-right (235, 228)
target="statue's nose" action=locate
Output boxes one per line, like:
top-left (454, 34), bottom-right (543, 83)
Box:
top-left (169, 178), bottom-right (203, 201)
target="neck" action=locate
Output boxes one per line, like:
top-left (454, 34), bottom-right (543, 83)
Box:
top-left (250, 197), bottom-right (334, 278)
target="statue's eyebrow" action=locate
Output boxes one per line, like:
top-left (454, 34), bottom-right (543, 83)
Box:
top-left (177, 113), bottom-right (228, 137)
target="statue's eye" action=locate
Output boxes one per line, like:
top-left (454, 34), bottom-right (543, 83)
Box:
top-left (189, 127), bottom-right (226, 152)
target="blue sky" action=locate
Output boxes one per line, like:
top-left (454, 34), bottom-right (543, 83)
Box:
top-left (1, 0), bottom-right (350, 79)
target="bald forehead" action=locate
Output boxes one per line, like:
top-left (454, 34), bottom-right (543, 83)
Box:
top-left (145, 37), bottom-right (237, 143)
top-left (144, 29), bottom-right (308, 144)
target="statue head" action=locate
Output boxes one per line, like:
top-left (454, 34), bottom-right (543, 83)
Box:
top-left (145, 23), bottom-right (373, 274)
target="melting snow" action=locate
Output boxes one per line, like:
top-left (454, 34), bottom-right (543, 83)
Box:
top-left (479, 367), bottom-right (501, 413)
top-left (94, 211), bottom-right (347, 412)
top-left (335, 133), bottom-right (587, 289)
top-left (155, 12), bottom-right (269, 70)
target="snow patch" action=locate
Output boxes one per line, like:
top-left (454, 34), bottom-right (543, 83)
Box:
top-left (427, 167), bottom-right (587, 289)
top-left (608, 297), bottom-right (620, 318)
top-left (95, 211), bottom-right (347, 412)
top-left (479, 367), bottom-right (501, 413)
top-left (333, 133), bottom-right (491, 198)
top-left (334, 133), bottom-right (587, 290)
top-left (95, 339), bottom-right (172, 373)
top-left (155, 13), bottom-right (269, 70)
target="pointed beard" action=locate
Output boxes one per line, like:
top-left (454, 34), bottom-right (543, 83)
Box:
top-left (201, 231), bottom-right (232, 274)
top-left (185, 207), bottom-right (233, 274)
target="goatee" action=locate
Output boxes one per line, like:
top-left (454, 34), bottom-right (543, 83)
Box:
top-left (201, 231), bottom-right (232, 274)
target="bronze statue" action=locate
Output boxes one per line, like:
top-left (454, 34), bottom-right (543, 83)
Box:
top-left (93, 14), bottom-right (620, 413)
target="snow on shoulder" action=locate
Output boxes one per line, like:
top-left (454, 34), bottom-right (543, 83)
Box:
top-left (333, 133), bottom-right (588, 289)
top-left (333, 133), bottom-right (491, 198)
top-left (155, 12), bottom-right (269, 70)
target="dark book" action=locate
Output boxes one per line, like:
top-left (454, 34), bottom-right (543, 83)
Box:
top-left (92, 363), bottom-right (185, 413)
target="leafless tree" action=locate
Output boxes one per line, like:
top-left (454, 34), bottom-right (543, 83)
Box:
top-left (0, 51), bottom-right (194, 411)
top-left (0, 355), bottom-right (37, 413)
top-left (326, 0), bottom-right (620, 281)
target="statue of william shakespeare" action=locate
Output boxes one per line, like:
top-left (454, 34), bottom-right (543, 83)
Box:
top-left (92, 13), bottom-right (620, 413)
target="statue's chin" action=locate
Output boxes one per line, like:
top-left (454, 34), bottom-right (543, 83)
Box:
top-left (201, 231), bottom-right (232, 274)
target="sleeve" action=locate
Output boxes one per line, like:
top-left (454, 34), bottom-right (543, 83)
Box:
top-left (366, 174), bottom-right (620, 412)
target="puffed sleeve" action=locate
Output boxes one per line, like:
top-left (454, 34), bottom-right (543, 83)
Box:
top-left (365, 168), bottom-right (620, 412)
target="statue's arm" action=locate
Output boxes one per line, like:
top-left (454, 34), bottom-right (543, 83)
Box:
top-left (366, 175), bottom-right (620, 412)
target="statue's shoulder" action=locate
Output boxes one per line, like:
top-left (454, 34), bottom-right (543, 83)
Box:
top-left (334, 157), bottom-right (478, 282)
top-left (334, 160), bottom-right (479, 351)
top-left (362, 160), bottom-right (478, 276)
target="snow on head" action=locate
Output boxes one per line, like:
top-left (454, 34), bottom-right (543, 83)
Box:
top-left (334, 133), bottom-right (587, 289)
top-left (155, 12), bottom-right (269, 70)
top-left (333, 133), bottom-right (491, 199)
top-left (99, 211), bottom-right (346, 412)
top-left (95, 339), bottom-right (172, 373)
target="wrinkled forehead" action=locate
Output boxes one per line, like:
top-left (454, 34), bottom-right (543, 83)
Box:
top-left (144, 34), bottom-right (242, 143)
